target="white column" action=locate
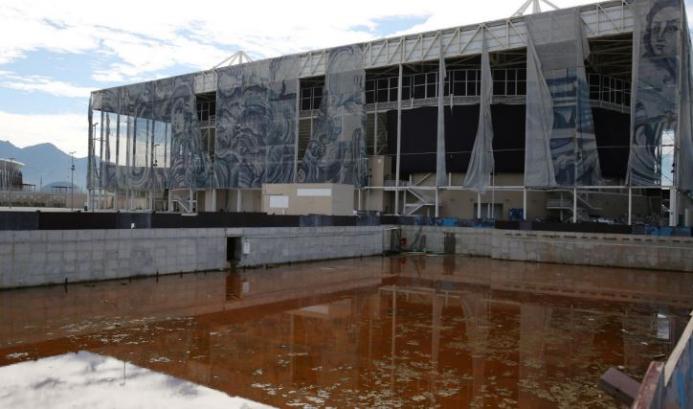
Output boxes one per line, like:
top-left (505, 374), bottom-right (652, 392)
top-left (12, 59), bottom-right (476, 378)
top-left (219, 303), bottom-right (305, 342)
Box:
top-left (523, 188), bottom-right (528, 220)
top-left (669, 187), bottom-right (678, 226)
top-left (236, 189), bottom-right (242, 212)
top-left (477, 191), bottom-right (482, 219)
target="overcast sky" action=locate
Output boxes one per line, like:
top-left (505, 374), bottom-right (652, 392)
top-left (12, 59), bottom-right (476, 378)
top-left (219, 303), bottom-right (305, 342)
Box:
top-left (0, 0), bottom-right (689, 156)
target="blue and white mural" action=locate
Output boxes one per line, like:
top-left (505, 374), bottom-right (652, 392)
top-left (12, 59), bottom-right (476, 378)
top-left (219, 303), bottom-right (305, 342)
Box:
top-left (297, 45), bottom-right (367, 187)
top-left (628, 0), bottom-right (681, 187)
top-left (524, 9), bottom-right (602, 187)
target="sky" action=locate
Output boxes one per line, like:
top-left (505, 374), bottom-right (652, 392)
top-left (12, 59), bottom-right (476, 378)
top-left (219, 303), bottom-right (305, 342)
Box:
top-left (0, 0), bottom-right (690, 157)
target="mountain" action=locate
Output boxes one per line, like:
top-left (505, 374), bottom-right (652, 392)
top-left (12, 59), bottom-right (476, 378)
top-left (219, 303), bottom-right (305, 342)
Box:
top-left (0, 140), bottom-right (88, 190)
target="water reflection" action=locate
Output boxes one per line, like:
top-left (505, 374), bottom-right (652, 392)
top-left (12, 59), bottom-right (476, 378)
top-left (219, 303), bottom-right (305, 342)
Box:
top-left (0, 255), bottom-right (692, 408)
top-left (0, 351), bottom-right (270, 408)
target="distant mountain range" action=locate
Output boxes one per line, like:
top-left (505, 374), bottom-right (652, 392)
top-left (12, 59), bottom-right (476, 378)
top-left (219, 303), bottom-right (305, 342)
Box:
top-left (0, 140), bottom-right (88, 190)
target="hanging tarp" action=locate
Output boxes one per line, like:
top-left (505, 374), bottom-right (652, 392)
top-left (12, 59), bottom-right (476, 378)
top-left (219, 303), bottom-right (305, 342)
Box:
top-left (464, 29), bottom-right (494, 192)
top-left (628, 0), bottom-right (681, 187)
top-left (524, 22), bottom-right (556, 187)
top-left (214, 64), bottom-right (244, 188)
top-left (677, 2), bottom-right (693, 192)
top-left (575, 12), bottom-right (602, 186)
top-left (266, 56), bottom-right (300, 184)
top-left (435, 43), bottom-right (447, 187)
top-left (524, 9), bottom-right (602, 187)
top-left (214, 57), bottom-right (299, 188)
top-left (298, 45), bottom-right (367, 186)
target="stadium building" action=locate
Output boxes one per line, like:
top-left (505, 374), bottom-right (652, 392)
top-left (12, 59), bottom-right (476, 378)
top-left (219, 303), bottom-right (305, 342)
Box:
top-left (88, 0), bottom-right (693, 226)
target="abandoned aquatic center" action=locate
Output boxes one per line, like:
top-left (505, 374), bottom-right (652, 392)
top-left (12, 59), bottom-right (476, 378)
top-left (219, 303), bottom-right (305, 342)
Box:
top-left (2, 0), bottom-right (693, 408)
top-left (86, 0), bottom-right (693, 227)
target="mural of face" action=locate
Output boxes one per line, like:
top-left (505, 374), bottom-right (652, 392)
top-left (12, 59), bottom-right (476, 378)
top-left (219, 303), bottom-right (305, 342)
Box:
top-left (647, 4), bottom-right (679, 58)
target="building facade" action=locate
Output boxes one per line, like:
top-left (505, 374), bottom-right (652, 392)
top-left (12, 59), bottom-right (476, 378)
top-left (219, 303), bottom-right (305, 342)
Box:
top-left (0, 159), bottom-right (23, 191)
top-left (88, 0), bottom-right (693, 225)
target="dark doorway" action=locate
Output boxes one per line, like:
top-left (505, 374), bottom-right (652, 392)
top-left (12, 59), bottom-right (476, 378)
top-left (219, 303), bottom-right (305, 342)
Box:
top-left (226, 237), bottom-right (241, 263)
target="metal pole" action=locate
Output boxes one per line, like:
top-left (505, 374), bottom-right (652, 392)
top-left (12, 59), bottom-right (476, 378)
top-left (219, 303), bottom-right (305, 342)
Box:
top-left (373, 102), bottom-right (378, 155)
top-left (628, 186), bottom-right (632, 225)
top-left (491, 171), bottom-right (495, 219)
top-left (293, 78), bottom-right (300, 182)
top-left (572, 187), bottom-right (578, 223)
top-left (395, 64), bottom-right (403, 215)
top-left (434, 188), bottom-right (439, 218)
top-left (70, 152), bottom-right (75, 211)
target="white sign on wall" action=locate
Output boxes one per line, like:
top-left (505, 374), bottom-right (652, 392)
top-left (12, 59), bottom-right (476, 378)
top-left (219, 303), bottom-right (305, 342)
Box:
top-left (268, 195), bottom-right (289, 208)
top-left (296, 188), bottom-right (332, 197)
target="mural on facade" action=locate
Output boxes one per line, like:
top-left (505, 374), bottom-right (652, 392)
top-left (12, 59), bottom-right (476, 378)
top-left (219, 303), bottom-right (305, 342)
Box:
top-left (628, 0), bottom-right (680, 187)
top-left (215, 57), bottom-right (298, 188)
top-left (524, 9), bottom-right (602, 187)
top-left (298, 45), bottom-right (367, 187)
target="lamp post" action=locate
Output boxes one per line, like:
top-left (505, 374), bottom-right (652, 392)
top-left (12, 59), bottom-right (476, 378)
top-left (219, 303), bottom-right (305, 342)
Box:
top-left (69, 151), bottom-right (76, 211)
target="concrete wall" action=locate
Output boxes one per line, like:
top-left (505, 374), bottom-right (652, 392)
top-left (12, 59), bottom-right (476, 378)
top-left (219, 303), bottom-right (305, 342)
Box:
top-left (0, 226), bottom-right (388, 289)
top-left (0, 228), bottom-right (228, 289)
top-left (262, 183), bottom-right (355, 216)
top-left (231, 226), bottom-right (385, 267)
top-left (400, 226), bottom-right (693, 272)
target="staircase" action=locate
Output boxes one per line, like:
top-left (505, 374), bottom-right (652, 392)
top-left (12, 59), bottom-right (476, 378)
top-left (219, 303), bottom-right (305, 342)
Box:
top-left (403, 173), bottom-right (438, 216)
top-left (546, 190), bottom-right (601, 222)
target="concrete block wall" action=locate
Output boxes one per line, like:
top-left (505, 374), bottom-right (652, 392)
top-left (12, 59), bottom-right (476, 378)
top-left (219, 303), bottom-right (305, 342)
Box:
top-left (0, 228), bottom-right (227, 289)
top-left (235, 226), bottom-right (386, 267)
top-left (0, 226), bottom-right (389, 289)
top-left (399, 226), bottom-right (693, 272)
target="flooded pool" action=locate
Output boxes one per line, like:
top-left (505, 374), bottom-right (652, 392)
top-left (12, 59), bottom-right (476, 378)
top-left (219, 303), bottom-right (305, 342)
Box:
top-left (1, 255), bottom-right (692, 408)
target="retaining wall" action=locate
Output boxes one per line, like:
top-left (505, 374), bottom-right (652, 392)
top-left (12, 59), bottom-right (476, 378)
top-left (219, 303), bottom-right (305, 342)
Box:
top-left (400, 226), bottom-right (693, 272)
top-left (0, 226), bottom-right (388, 289)
top-left (3, 224), bottom-right (693, 289)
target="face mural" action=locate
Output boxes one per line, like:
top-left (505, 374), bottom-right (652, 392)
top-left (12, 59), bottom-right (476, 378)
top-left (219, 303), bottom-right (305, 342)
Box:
top-left (628, 0), bottom-right (680, 187)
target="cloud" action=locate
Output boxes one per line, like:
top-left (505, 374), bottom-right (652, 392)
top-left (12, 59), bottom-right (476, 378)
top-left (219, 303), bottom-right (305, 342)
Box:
top-left (0, 0), bottom-right (605, 85)
top-left (0, 72), bottom-right (92, 98)
top-left (0, 111), bottom-right (87, 156)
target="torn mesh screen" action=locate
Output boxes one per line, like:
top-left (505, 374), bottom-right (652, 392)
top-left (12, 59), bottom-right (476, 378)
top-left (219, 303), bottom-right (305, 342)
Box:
top-left (298, 45), bottom-right (367, 186)
top-left (524, 9), bottom-right (601, 187)
top-left (678, 3), bottom-right (693, 191)
top-left (464, 31), bottom-right (494, 192)
top-left (628, 0), bottom-right (680, 187)
top-left (215, 58), bottom-right (299, 188)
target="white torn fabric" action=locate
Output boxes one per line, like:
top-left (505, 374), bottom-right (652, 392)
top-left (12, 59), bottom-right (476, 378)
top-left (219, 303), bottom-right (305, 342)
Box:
top-left (523, 28), bottom-right (556, 187)
top-left (678, 1), bottom-right (693, 192)
top-left (464, 29), bottom-right (494, 192)
top-left (435, 40), bottom-right (448, 187)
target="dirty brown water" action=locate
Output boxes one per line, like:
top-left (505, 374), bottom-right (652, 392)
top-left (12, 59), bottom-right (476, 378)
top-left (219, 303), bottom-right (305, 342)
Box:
top-left (1, 255), bottom-right (693, 408)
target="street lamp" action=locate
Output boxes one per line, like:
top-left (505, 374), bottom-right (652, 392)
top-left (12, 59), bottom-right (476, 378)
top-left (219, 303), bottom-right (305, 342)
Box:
top-left (69, 151), bottom-right (76, 211)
